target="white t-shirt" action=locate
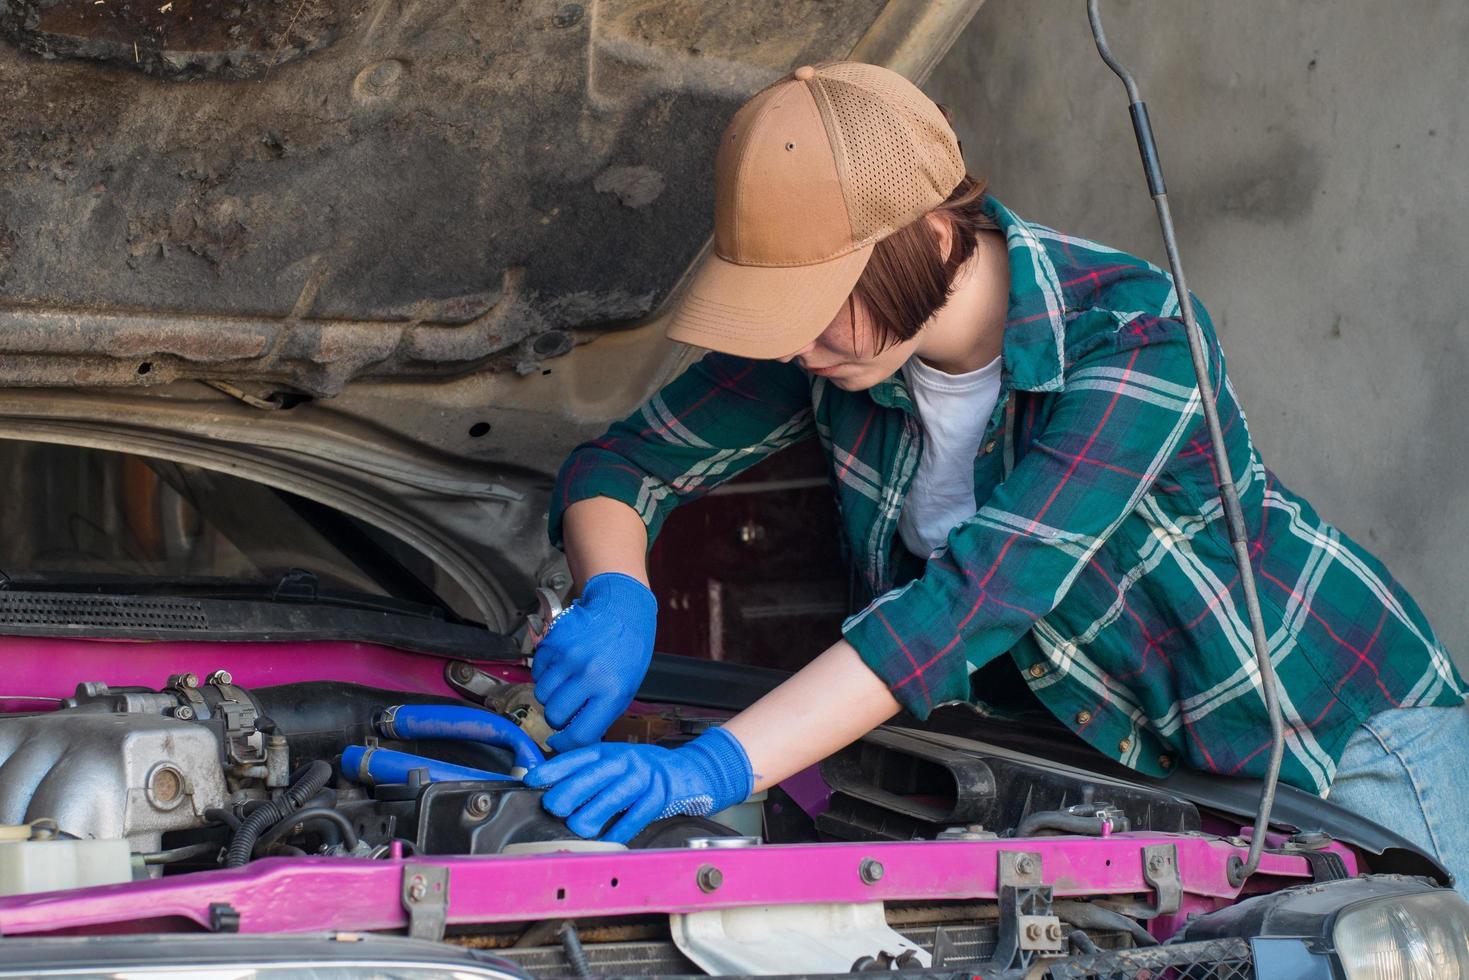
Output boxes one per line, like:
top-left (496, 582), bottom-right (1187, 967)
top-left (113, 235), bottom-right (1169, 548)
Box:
top-left (897, 353), bottom-right (1003, 558)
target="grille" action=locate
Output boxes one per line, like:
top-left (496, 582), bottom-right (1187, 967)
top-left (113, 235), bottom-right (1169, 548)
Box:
top-left (497, 923), bottom-right (1134, 977)
top-left (497, 939), bottom-right (697, 976)
top-left (1046, 938), bottom-right (1255, 980)
top-left (0, 593), bottom-right (209, 631)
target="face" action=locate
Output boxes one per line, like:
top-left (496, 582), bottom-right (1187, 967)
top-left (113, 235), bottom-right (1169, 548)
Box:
top-left (778, 296), bottom-right (919, 391)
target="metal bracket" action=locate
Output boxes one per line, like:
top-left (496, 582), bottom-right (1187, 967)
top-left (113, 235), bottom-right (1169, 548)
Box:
top-left (1098, 843), bottom-right (1181, 919)
top-left (401, 864), bottom-right (450, 942)
top-left (444, 661), bottom-right (504, 703)
top-left (982, 851), bottom-right (1063, 973)
top-left (1141, 843), bottom-right (1181, 916)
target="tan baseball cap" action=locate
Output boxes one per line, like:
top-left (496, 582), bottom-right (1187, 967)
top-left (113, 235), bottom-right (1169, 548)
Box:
top-left (666, 62), bottom-right (966, 360)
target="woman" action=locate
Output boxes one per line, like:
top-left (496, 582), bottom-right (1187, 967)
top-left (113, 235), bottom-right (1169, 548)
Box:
top-left (523, 62), bottom-right (1469, 883)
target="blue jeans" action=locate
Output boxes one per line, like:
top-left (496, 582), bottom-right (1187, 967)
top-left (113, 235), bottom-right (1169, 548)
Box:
top-left (1327, 703), bottom-right (1469, 893)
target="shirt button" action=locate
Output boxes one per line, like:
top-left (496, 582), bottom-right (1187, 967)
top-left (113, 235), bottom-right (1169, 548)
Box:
top-left (1028, 664), bottom-right (1046, 679)
top-left (1075, 710), bottom-right (1093, 725)
top-left (1118, 738), bottom-right (1132, 753)
top-left (1159, 755), bottom-right (1173, 769)
top-left (982, 440), bottom-right (997, 454)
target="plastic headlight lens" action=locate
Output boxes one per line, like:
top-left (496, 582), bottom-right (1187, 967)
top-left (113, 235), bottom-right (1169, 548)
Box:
top-left (1335, 889), bottom-right (1469, 979)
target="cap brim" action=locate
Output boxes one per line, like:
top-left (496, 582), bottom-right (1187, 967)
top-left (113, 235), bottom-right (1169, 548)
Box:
top-left (665, 244), bottom-right (874, 360)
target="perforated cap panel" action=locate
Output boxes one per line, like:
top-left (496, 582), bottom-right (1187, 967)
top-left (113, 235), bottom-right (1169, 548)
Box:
top-left (811, 62), bottom-right (966, 243)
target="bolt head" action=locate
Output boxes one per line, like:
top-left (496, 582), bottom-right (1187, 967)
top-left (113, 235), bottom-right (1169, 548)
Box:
top-left (1046, 923), bottom-right (1064, 941)
top-left (1016, 855), bottom-right (1037, 876)
top-left (859, 858), bottom-right (885, 884)
top-left (1024, 923), bottom-right (1043, 941)
top-left (172, 705), bottom-right (195, 721)
top-left (696, 864), bottom-right (723, 893)
top-left (407, 875), bottom-right (427, 901)
top-left (209, 669), bottom-right (233, 686)
top-left (466, 792), bottom-right (493, 818)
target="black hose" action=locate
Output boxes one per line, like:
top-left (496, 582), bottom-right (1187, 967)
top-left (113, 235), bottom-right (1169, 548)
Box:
top-left (254, 807), bottom-right (361, 853)
top-left (225, 760), bottom-right (333, 868)
top-left (1068, 929), bottom-right (1100, 955)
top-left (141, 841), bottom-right (222, 865)
top-left (558, 921), bottom-right (593, 979)
top-left (205, 808), bottom-right (242, 832)
top-left (1052, 901), bottom-right (1158, 948)
top-left (1014, 812), bottom-right (1109, 838)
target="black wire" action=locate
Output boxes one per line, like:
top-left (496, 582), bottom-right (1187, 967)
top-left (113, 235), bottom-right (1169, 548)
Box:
top-left (558, 921), bottom-right (593, 979)
top-left (254, 807), bottom-right (361, 852)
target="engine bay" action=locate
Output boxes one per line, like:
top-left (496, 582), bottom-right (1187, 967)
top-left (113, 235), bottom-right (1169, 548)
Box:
top-left (0, 659), bottom-right (1204, 896)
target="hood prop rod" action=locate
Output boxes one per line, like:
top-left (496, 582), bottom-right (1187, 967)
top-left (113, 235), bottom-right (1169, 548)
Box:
top-left (1086, 0), bottom-right (1285, 889)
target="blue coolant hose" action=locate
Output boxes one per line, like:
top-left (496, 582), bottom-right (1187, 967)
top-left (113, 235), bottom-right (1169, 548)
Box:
top-left (341, 745), bottom-right (519, 786)
top-left (376, 704), bottom-right (545, 773)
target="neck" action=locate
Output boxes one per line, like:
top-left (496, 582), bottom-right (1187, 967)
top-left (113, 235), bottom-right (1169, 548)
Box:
top-left (912, 229), bottom-right (1009, 375)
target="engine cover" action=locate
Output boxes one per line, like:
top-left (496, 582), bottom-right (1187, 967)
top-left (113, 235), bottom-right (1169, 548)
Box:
top-left (0, 713), bottom-right (228, 849)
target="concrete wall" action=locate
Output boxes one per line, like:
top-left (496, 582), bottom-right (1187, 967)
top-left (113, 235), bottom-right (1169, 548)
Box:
top-left (927, 1), bottom-right (1469, 665)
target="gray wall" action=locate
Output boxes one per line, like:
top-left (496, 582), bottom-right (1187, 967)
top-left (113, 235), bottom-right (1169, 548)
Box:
top-left (927, 1), bottom-right (1469, 664)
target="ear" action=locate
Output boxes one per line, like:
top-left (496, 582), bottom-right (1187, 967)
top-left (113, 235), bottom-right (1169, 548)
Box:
top-left (924, 212), bottom-right (954, 263)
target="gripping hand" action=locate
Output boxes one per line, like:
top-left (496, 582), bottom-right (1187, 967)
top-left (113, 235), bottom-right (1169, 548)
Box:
top-left (532, 572), bottom-right (657, 752)
top-left (524, 728), bottom-right (755, 843)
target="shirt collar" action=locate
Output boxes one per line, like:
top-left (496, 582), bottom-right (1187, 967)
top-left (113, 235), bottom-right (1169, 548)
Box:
top-left (983, 195), bottom-right (1068, 393)
top-left (867, 196), bottom-right (1068, 409)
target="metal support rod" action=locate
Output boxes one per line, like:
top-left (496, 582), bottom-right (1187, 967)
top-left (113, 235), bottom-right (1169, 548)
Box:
top-left (1086, 0), bottom-right (1285, 888)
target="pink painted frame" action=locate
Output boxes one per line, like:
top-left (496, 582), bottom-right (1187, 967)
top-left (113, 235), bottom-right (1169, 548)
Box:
top-left (0, 637), bottom-right (1362, 942)
top-left (0, 833), bottom-right (1355, 940)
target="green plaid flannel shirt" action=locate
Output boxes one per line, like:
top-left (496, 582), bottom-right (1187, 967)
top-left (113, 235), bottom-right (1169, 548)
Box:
top-left (549, 196), bottom-right (1464, 795)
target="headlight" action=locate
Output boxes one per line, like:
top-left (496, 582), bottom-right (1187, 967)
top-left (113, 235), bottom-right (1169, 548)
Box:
top-left (1335, 889), bottom-right (1469, 979)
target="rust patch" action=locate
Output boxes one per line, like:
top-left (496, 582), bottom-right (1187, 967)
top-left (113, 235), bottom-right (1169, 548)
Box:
top-left (0, 0), bottom-right (358, 79)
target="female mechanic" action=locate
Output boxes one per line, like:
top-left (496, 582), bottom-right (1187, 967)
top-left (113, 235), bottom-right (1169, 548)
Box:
top-left (522, 62), bottom-right (1469, 885)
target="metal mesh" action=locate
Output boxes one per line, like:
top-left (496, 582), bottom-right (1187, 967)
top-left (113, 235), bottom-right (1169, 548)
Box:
top-left (1046, 938), bottom-right (1255, 980)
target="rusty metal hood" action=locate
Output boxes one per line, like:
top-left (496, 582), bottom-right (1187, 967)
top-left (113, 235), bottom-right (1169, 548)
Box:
top-left (0, 0), bottom-right (979, 620)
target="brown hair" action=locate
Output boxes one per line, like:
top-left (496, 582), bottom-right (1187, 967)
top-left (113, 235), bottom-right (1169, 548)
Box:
top-left (850, 102), bottom-right (999, 352)
top-left (851, 172), bottom-right (999, 352)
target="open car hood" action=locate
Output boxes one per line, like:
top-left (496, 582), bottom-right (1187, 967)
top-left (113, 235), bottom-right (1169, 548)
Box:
top-left (0, 0), bottom-right (981, 616)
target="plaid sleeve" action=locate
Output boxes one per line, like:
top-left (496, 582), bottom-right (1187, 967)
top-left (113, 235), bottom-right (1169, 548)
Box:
top-left (548, 352), bottom-right (815, 550)
top-left (842, 316), bottom-right (1205, 718)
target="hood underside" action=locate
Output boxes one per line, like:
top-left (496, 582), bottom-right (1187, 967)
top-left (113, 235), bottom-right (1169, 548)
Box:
top-left (0, 0), bottom-right (980, 397)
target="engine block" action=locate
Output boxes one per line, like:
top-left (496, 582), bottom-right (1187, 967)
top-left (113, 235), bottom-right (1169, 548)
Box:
top-left (0, 712), bottom-right (227, 850)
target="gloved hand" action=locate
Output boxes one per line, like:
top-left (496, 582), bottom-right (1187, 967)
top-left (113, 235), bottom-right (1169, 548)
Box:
top-left (524, 727), bottom-right (755, 843)
top-left (532, 572), bottom-right (658, 752)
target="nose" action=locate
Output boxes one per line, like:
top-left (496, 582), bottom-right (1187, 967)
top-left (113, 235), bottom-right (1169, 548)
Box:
top-left (778, 339), bottom-right (817, 364)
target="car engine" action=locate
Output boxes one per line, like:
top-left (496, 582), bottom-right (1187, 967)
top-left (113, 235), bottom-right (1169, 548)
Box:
top-left (0, 667), bottom-right (1202, 896)
top-left (0, 671), bottom-right (746, 884)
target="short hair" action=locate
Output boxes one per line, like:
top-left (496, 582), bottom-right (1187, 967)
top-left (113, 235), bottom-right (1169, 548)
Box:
top-left (852, 172), bottom-right (999, 352)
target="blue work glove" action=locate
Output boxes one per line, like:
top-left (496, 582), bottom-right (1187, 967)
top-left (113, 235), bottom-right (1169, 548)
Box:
top-left (532, 572), bottom-right (658, 752)
top-left (523, 728), bottom-right (755, 843)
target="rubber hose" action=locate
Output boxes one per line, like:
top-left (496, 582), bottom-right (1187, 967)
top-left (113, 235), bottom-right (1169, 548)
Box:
top-left (205, 807), bottom-right (242, 832)
top-left (1052, 901), bottom-right (1159, 947)
top-left (1068, 929), bottom-right (1100, 955)
top-left (142, 840), bottom-right (222, 865)
top-left (255, 807), bottom-right (360, 853)
top-left (558, 921), bottom-right (593, 979)
top-left (341, 745), bottom-right (518, 786)
top-left (225, 760), bottom-right (333, 868)
top-left (376, 704), bottom-right (545, 772)
top-left (1014, 812), bottom-right (1110, 838)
